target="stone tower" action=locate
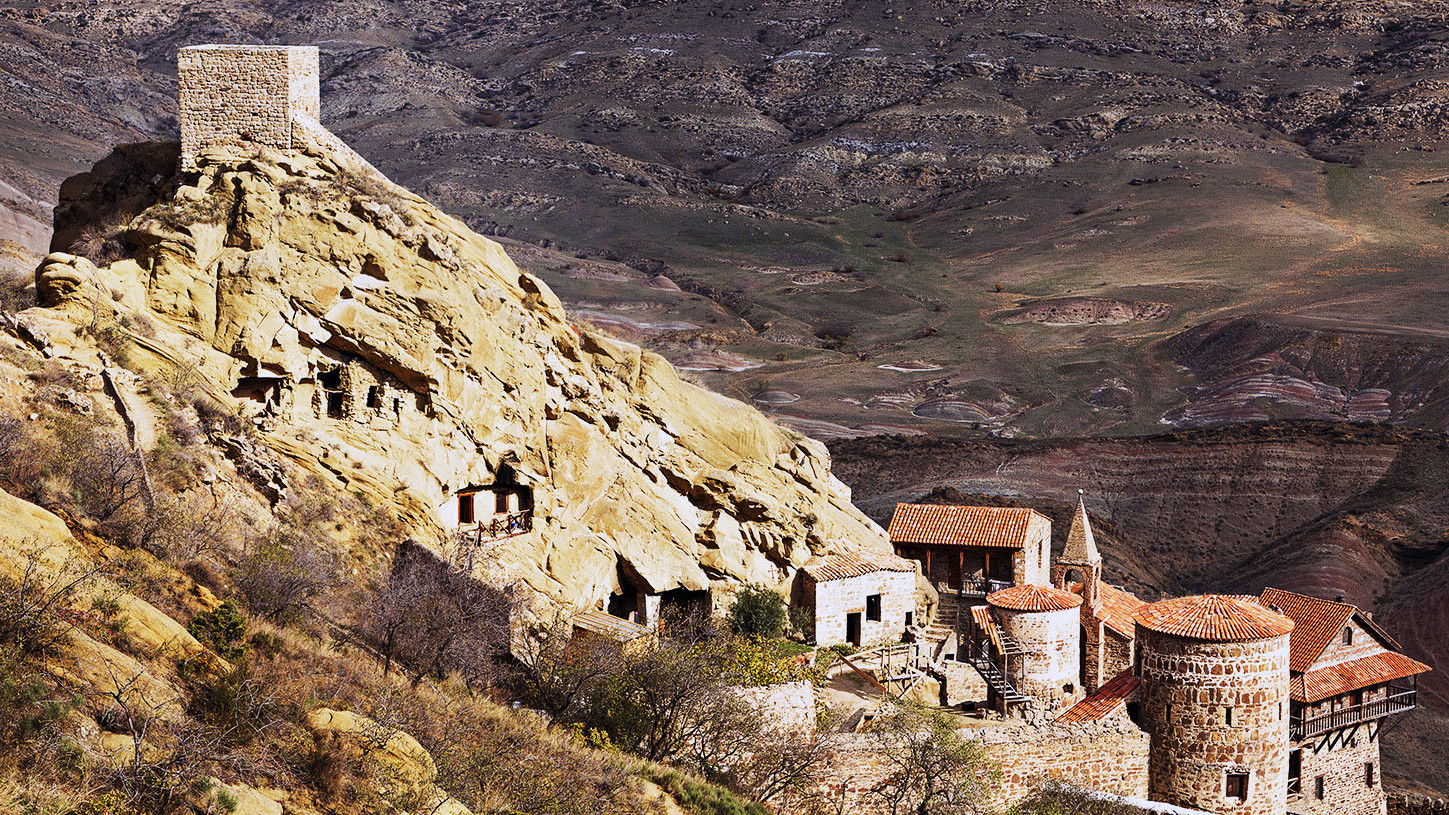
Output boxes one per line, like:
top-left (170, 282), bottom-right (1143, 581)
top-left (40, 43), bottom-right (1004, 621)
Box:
top-left (1054, 490), bottom-right (1107, 691)
top-left (1135, 595), bottom-right (1294, 815)
top-left (178, 45), bottom-right (320, 168)
top-left (987, 584), bottom-right (1084, 720)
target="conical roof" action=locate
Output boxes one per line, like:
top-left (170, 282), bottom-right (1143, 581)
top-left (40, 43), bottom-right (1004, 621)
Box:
top-left (1061, 490), bottom-right (1100, 566)
top-left (1134, 595), bottom-right (1294, 642)
top-left (988, 584), bottom-right (1084, 612)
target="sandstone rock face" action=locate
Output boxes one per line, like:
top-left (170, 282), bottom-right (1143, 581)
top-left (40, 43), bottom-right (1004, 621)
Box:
top-left (40, 145), bottom-right (888, 609)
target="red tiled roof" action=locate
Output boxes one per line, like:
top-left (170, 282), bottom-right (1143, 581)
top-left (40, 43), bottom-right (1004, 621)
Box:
top-left (804, 545), bottom-right (916, 582)
top-left (1070, 581), bottom-right (1148, 638)
top-left (971, 605), bottom-right (1003, 653)
top-left (1260, 587), bottom-right (1402, 673)
top-left (988, 584), bottom-right (1083, 612)
top-left (1056, 670), bottom-right (1141, 724)
top-left (1292, 651), bottom-right (1431, 703)
top-left (888, 503), bottom-right (1049, 548)
top-left (1134, 594), bottom-right (1294, 642)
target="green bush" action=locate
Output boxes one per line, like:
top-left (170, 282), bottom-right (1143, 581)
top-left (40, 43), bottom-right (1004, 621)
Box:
top-left (188, 600), bottom-right (247, 659)
top-left (726, 586), bottom-right (787, 639)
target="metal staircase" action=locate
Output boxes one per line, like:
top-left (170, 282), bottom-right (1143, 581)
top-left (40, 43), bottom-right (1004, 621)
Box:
top-left (967, 642), bottom-right (1028, 704)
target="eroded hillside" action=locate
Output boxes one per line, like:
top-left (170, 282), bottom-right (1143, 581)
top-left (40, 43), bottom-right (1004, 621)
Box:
top-left (25, 138), bottom-right (887, 613)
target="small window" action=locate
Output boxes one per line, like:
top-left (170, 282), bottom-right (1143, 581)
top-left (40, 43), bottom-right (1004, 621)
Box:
top-left (1226, 773), bottom-right (1248, 801)
top-left (366, 386), bottom-right (380, 409)
top-left (326, 391), bottom-right (345, 419)
top-left (904, 611), bottom-right (913, 628)
top-left (1064, 683), bottom-right (1075, 694)
top-left (1365, 762), bottom-right (1375, 787)
top-left (866, 594), bottom-right (882, 622)
top-left (1342, 627), bottom-right (1353, 646)
top-left (1225, 706), bottom-right (1233, 726)
top-left (495, 490), bottom-right (509, 514)
top-left (458, 493), bottom-right (475, 525)
top-left (319, 368), bottom-right (342, 389)
top-left (393, 397), bottom-right (402, 415)
top-left (1315, 776), bottom-right (1325, 800)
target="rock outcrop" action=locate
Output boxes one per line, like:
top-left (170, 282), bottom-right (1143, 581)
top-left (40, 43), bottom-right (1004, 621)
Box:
top-left (32, 141), bottom-right (887, 609)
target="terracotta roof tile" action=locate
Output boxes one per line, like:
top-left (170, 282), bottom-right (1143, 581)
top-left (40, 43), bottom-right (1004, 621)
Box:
top-left (888, 503), bottom-right (1049, 548)
top-left (1070, 582), bottom-right (1147, 638)
top-left (804, 545), bottom-right (916, 582)
top-left (1260, 587), bottom-right (1401, 673)
top-left (1056, 670), bottom-right (1141, 724)
top-left (1134, 594), bottom-right (1294, 642)
top-left (1292, 651), bottom-right (1431, 703)
top-left (988, 584), bottom-right (1083, 612)
top-left (970, 605), bottom-right (1003, 653)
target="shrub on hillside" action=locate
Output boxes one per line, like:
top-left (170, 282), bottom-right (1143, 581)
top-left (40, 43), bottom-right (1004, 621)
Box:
top-left (726, 585), bottom-right (787, 639)
top-left (188, 600), bottom-right (247, 659)
top-left (234, 533), bottom-right (337, 623)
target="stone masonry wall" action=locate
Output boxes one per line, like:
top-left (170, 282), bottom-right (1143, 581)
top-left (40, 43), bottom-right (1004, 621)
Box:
top-left (806, 717), bottom-right (1149, 813)
top-left (1295, 721), bottom-right (1385, 815)
top-left (179, 45), bottom-right (318, 166)
top-left (1139, 629), bottom-right (1290, 815)
top-left (996, 604), bottom-right (1083, 720)
top-left (732, 681), bottom-right (817, 739)
top-left (1390, 793), bottom-right (1449, 815)
top-left (811, 569), bottom-right (915, 647)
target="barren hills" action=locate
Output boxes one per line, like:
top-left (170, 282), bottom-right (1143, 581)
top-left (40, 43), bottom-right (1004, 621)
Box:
top-left (1, 0), bottom-right (1448, 800)
top-left (8, 0), bottom-right (1449, 436)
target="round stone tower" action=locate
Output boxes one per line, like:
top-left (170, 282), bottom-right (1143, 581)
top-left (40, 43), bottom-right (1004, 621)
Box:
top-left (1134, 595), bottom-right (1294, 815)
top-left (987, 584), bottom-right (1084, 718)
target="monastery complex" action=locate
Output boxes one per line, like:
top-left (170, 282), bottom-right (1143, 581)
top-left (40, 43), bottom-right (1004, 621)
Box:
top-left (177, 45), bottom-right (1434, 815)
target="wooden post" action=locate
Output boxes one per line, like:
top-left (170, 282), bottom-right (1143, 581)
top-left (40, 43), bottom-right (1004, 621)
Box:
top-left (926, 547), bottom-right (932, 581)
top-left (958, 550), bottom-right (964, 590)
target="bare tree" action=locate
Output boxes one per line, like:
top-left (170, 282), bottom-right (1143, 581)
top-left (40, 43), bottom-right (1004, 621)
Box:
top-left (69, 432), bottom-right (149, 524)
top-left (369, 541), bottom-right (519, 687)
top-left (234, 529), bottom-right (338, 622)
top-left (93, 664), bottom-right (277, 815)
top-left (508, 612), bottom-right (617, 720)
top-left (863, 704), bottom-right (995, 815)
top-left (0, 541), bottom-right (104, 655)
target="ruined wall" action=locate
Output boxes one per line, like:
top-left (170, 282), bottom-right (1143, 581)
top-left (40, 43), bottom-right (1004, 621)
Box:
top-left (178, 45), bottom-right (318, 166)
top-left (995, 604), bottom-right (1083, 720)
top-left (1296, 721), bottom-right (1385, 815)
top-left (810, 718), bottom-right (1149, 813)
top-left (732, 681), bottom-right (816, 738)
top-left (1139, 629), bottom-right (1290, 815)
top-left (811, 569), bottom-right (915, 647)
top-left (1391, 793), bottom-right (1449, 815)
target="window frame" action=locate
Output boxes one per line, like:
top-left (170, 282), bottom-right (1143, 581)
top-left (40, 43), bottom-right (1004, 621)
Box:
top-left (1225, 772), bottom-right (1249, 802)
top-left (865, 593), bottom-right (882, 622)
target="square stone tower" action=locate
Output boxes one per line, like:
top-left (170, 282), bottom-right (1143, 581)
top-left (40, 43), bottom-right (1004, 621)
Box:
top-left (178, 45), bottom-right (320, 167)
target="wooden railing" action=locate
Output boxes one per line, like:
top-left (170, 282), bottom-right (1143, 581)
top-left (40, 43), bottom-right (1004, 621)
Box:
top-left (960, 577), bottom-right (1013, 596)
top-left (476, 510), bottom-right (532, 540)
top-left (1291, 686), bottom-right (1417, 740)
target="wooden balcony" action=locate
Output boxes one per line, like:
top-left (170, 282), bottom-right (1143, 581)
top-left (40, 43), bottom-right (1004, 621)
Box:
top-left (1291, 685), bottom-right (1417, 740)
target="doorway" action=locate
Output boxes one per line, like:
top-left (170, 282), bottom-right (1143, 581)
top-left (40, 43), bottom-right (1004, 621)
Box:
top-left (846, 612), bottom-right (862, 647)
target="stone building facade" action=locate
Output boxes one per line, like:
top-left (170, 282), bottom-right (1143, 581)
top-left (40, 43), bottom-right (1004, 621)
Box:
top-left (1262, 588), bottom-right (1430, 815)
top-left (179, 45), bottom-right (320, 168)
top-left (1136, 596), bottom-right (1294, 815)
top-left (803, 546), bottom-right (917, 648)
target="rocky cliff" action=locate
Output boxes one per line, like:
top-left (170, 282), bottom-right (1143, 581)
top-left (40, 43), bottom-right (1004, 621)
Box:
top-left (28, 138), bottom-right (886, 609)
